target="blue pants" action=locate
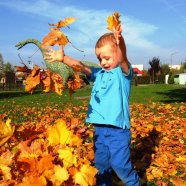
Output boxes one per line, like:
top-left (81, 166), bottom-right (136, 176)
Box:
top-left (94, 125), bottom-right (140, 186)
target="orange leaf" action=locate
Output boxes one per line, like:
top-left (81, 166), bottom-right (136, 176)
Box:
top-left (41, 28), bottom-right (68, 47)
top-left (18, 175), bottom-right (47, 186)
top-left (51, 73), bottom-right (64, 95)
top-left (49, 17), bottom-right (76, 28)
top-left (24, 65), bottom-right (41, 93)
top-left (41, 69), bottom-right (51, 93)
top-left (67, 65), bottom-right (83, 96)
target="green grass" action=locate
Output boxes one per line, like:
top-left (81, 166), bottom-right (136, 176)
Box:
top-left (0, 84), bottom-right (185, 112)
top-left (130, 84), bottom-right (186, 104)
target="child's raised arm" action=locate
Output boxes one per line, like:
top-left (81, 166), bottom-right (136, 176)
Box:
top-left (113, 25), bottom-right (129, 74)
top-left (44, 45), bottom-right (92, 77)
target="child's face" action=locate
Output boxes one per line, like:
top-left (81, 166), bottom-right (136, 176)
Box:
top-left (95, 43), bottom-right (119, 70)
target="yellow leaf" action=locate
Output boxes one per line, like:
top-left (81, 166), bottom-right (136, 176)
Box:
top-left (74, 172), bottom-right (88, 186)
top-left (58, 147), bottom-right (77, 168)
top-left (47, 119), bottom-right (71, 145)
top-left (0, 118), bottom-right (15, 146)
top-left (151, 167), bottom-right (163, 177)
top-left (0, 165), bottom-right (12, 180)
top-left (50, 165), bottom-right (69, 185)
top-left (74, 164), bottom-right (98, 186)
top-left (176, 155), bottom-right (186, 162)
top-left (107, 11), bottom-right (121, 31)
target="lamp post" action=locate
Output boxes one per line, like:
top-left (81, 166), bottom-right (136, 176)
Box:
top-left (170, 52), bottom-right (179, 68)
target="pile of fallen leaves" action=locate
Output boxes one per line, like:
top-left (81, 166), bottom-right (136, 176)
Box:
top-left (0, 102), bottom-right (185, 185)
top-left (0, 110), bottom-right (97, 186)
top-left (130, 102), bottom-right (186, 186)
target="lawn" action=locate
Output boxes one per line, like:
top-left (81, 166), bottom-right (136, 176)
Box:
top-left (0, 84), bottom-right (185, 109)
top-left (0, 84), bottom-right (185, 123)
top-left (130, 84), bottom-right (186, 104)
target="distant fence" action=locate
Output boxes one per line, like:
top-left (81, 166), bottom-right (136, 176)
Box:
top-left (0, 82), bottom-right (24, 91)
top-left (0, 72), bottom-right (25, 91)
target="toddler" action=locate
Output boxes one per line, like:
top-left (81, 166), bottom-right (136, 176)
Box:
top-left (44, 25), bottom-right (140, 186)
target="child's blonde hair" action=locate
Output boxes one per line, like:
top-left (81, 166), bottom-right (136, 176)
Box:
top-left (95, 33), bottom-right (117, 49)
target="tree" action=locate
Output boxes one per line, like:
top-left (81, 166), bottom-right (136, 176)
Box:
top-left (180, 60), bottom-right (186, 73)
top-left (148, 57), bottom-right (161, 83)
top-left (4, 62), bottom-right (15, 73)
top-left (161, 64), bottom-right (170, 75)
top-left (0, 53), bottom-right (4, 78)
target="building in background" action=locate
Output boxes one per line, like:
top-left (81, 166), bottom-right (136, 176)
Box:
top-left (169, 64), bottom-right (181, 70)
top-left (132, 64), bottom-right (144, 76)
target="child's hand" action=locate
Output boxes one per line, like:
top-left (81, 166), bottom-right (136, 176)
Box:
top-left (113, 24), bottom-right (122, 45)
top-left (44, 45), bottom-right (64, 63)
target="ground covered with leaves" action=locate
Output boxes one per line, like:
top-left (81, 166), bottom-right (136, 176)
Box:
top-left (0, 101), bottom-right (185, 186)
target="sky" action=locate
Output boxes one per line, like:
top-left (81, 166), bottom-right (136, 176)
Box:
top-left (0, 0), bottom-right (186, 70)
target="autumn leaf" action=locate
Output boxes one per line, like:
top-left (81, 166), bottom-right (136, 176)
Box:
top-left (50, 165), bottom-right (69, 185)
top-left (171, 177), bottom-right (186, 186)
top-left (74, 164), bottom-right (98, 186)
top-left (0, 150), bottom-right (14, 180)
top-left (24, 65), bottom-right (41, 93)
top-left (41, 69), bottom-right (51, 93)
top-left (58, 147), bottom-right (77, 168)
top-left (17, 175), bottom-right (47, 186)
top-left (107, 11), bottom-right (121, 31)
top-left (0, 118), bottom-right (15, 146)
top-left (51, 72), bottom-right (64, 95)
top-left (69, 134), bottom-right (82, 146)
top-left (41, 68), bottom-right (64, 95)
top-left (67, 65), bottom-right (84, 96)
top-left (49, 17), bottom-right (76, 28)
top-left (41, 28), bottom-right (69, 47)
top-left (37, 154), bottom-right (54, 175)
top-left (0, 165), bottom-right (12, 180)
top-left (47, 119), bottom-right (72, 145)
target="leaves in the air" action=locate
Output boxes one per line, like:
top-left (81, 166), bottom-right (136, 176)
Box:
top-left (67, 65), bottom-right (84, 96)
top-left (107, 11), bottom-right (121, 31)
top-left (24, 65), bottom-right (41, 94)
top-left (24, 66), bottom-right (64, 95)
top-left (41, 17), bottom-right (76, 48)
top-left (48, 17), bottom-right (76, 28)
top-left (41, 28), bottom-right (69, 47)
